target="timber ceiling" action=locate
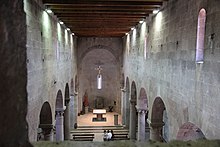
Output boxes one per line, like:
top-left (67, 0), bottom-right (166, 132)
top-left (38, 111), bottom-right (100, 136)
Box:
top-left (43, 0), bottom-right (167, 37)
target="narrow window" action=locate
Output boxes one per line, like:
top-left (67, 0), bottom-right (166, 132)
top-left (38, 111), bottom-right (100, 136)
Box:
top-left (196, 8), bottom-right (206, 63)
top-left (95, 65), bottom-right (102, 90)
top-left (97, 74), bottom-right (102, 89)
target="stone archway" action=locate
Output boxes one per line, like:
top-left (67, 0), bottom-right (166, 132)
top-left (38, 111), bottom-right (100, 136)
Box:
top-left (176, 122), bottom-right (205, 141)
top-left (129, 81), bottom-right (137, 140)
top-left (64, 83), bottom-right (70, 140)
top-left (38, 102), bottom-right (53, 141)
top-left (150, 97), bottom-right (166, 142)
top-left (55, 90), bottom-right (64, 141)
top-left (136, 88), bottom-right (148, 141)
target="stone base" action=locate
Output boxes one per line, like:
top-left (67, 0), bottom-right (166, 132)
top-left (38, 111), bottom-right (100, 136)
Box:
top-left (85, 106), bottom-right (89, 114)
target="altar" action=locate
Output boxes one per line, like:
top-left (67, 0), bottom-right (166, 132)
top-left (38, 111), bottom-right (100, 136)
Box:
top-left (92, 109), bottom-right (106, 122)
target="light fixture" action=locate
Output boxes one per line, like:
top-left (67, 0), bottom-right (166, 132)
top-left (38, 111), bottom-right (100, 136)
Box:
top-left (46, 9), bottom-right (52, 14)
top-left (125, 33), bottom-right (128, 35)
top-left (153, 9), bottom-right (159, 14)
top-left (66, 28), bottom-right (70, 31)
top-left (71, 33), bottom-right (75, 35)
top-left (139, 20), bottom-right (144, 24)
top-left (59, 21), bottom-right (64, 25)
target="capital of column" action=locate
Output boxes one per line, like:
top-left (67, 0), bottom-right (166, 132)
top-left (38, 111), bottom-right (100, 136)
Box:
top-left (56, 108), bottom-right (65, 117)
top-left (121, 87), bottom-right (126, 92)
top-left (130, 99), bottom-right (136, 105)
top-left (136, 108), bottom-right (147, 114)
top-left (73, 91), bottom-right (78, 96)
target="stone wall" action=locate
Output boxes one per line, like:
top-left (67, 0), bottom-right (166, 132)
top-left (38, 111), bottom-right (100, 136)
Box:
top-left (0, 0), bottom-right (32, 146)
top-left (77, 37), bottom-right (123, 113)
top-left (24, 0), bottom-right (77, 141)
top-left (123, 0), bottom-right (220, 141)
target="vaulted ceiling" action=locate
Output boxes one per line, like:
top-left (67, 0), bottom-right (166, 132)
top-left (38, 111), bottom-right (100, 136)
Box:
top-left (43, 0), bottom-right (167, 37)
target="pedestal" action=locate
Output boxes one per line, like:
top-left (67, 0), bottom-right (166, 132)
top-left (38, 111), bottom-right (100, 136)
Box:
top-left (85, 106), bottom-right (89, 114)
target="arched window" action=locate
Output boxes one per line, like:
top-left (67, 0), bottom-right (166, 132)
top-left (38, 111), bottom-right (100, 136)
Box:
top-left (196, 8), bottom-right (206, 63)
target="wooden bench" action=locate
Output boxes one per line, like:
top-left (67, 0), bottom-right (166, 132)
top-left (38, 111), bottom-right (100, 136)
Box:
top-left (112, 133), bottom-right (129, 140)
top-left (71, 133), bottom-right (94, 141)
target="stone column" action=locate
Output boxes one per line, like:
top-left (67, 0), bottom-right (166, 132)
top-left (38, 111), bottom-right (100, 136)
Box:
top-left (55, 109), bottom-right (64, 141)
top-left (121, 88), bottom-right (126, 126)
top-left (64, 97), bottom-right (70, 140)
top-left (149, 120), bottom-right (164, 142)
top-left (137, 109), bottom-right (147, 141)
top-left (129, 99), bottom-right (137, 140)
top-left (39, 124), bottom-right (53, 141)
top-left (69, 94), bottom-right (74, 129)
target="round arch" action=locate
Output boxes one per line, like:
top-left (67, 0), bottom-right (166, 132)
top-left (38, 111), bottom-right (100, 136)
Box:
top-left (130, 81), bottom-right (137, 101)
top-left (137, 88), bottom-right (148, 109)
top-left (176, 122), bottom-right (205, 141)
top-left (38, 101), bottom-right (53, 141)
top-left (39, 102), bottom-right (52, 126)
top-left (65, 83), bottom-right (70, 100)
top-left (56, 89), bottom-right (64, 109)
top-left (55, 89), bottom-right (64, 141)
top-left (150, 97), bottom-right (167, 142)
top-left (79, 45), bottom-right (118, 63)
top-left (79, 47), bottom-right (120, 112)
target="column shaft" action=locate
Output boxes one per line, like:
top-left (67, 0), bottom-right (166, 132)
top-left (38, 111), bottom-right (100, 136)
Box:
top-left (56, 111), bottom-right (64, 141)
top-left (137, 110), bottom-right (146, 141)
top-left (64, 100), bottom-right (70, 140)
top-left (129, 101), bottom-right (136, 140)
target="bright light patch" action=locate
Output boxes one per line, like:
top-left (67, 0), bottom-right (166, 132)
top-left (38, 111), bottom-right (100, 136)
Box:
top-left (153, 9), bottom-right (159, 14)
top-left (97, 74), bottom-right (102, 89)
top-left (67, 28), bottom-right (70, 31)
top-left (46, 9), bottom-right (52, 14)
top-left (155, 12), bottom-right (162, 31)
top-left (59, 21), bottom-right (64, 25)
top-left (139, 20), bottom-right (144, 24)
top-left (65, 29), bottom-right (68, 45)
top-left (57, 22), bottom-right (62, 41)
top-left (126, 33), bottom-right (130, 55)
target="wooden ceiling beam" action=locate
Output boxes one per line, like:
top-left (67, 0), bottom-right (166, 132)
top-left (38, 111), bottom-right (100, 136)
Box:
top-left (52, 10), bottom-right (152, 14)
top-left (43, 0), bottom-right (163, 6)
top-left (48, 6), bottom-right (158, 11)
